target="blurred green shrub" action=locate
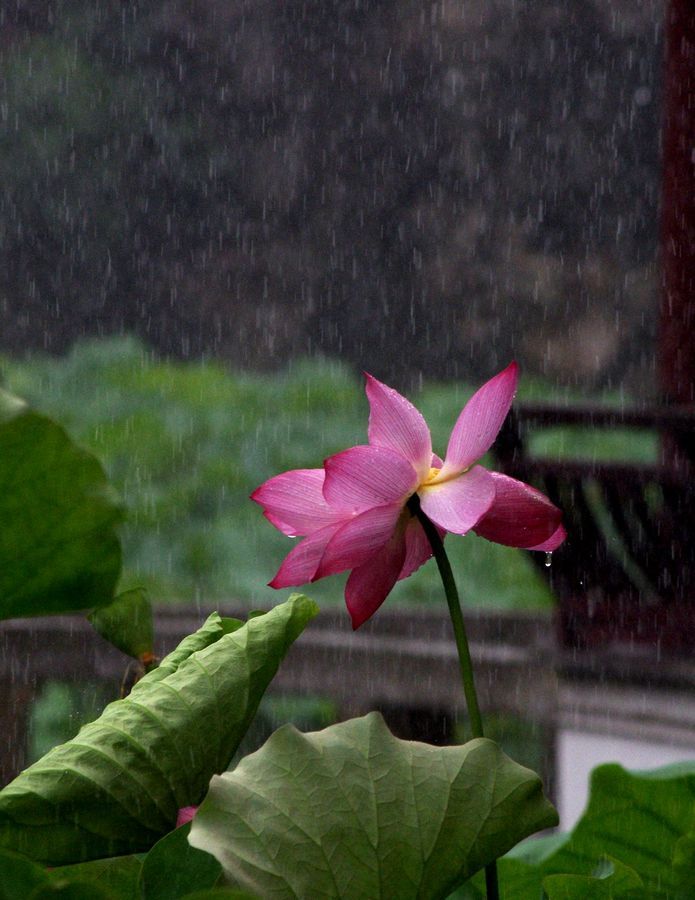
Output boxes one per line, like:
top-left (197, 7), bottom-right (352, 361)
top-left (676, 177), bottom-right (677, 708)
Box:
top-left (0, 336), bottom-right (570, 609)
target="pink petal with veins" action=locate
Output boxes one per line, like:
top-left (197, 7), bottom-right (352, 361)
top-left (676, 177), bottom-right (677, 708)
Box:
top-left (419, 465), bottom-right (495, 534)
top-left (251, 469), bottom-right (343, 536)
top-left (528, 524), bottom-right (567, 552)
top-left (472, 472), bottom-right (564, 548)
top-left (323, 445), bottom-right (418, 512)
top-left (397, 517), bottom-right (439, 581)
top-left (263, 511), bottom-right (303, 536)
top-left (269, 523), bottom-right (341, 587)
top-left (438, 362), bottom-right (519, 480)
top-left (365, 373), bottom-right (432, 480)
top-left (345, 530), bottom-right (408, 629)
top-left (315, 503), bottom-right (402, 578)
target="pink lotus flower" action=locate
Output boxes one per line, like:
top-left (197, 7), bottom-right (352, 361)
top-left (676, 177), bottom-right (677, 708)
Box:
top-left (176, 805), bottom-right (198, 827)
top-left (252, 363), bottom-right (565, 628)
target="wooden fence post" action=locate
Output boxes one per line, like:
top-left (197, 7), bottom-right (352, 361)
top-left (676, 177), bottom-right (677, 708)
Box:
top-left (660, 0), bottom-right (695, 464)
top-left (0, 680), bottom-right (37, 787)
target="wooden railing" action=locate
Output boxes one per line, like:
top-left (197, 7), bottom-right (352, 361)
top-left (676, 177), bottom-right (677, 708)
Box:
top-left (3, 604), bottom-right (695, 795)
top-left (497, 403), bottom-right (695, 653)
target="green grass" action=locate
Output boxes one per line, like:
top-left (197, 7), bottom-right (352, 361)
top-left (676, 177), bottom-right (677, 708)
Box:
top-left (1, 336), bottom-right (649, 613)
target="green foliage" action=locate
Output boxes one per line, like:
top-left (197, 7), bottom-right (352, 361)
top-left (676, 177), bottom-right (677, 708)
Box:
top-left (140, 824), bottom-right (222, 900)
top-left (463, 760), bottom-right (695, 898)
top-left (0, 387), bottom-right (123, 620)
top-left (30, 882), bottom-right (117, 900)
top-left (88, 588), bottom-right (154, 661)
top-left (0, 848), bottom-right (49, 899)
top-left (672, 826), bottom-right (695, 894)
top-left (189, 713), bottom-right (558, 899)
top-left (1, 337), bottom-right (557, 611)
top-left (0, 596), bottom-right (317, 865)
top-left (542, 856), bottom-right (645, 899)
top-left (174, 893), bottom-right (258, 899)
top-left (50, 858), bottom-right (142, 899)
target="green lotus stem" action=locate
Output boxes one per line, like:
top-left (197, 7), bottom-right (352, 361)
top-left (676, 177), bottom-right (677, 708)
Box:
top-left (407, 493), bottom-right (500, 900)
top-left (407, 494), bottom-right (484, 738)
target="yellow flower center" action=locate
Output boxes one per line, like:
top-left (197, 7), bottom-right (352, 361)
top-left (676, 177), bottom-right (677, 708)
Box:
top-left (423, 466), bottom-right (441, 485)
top-left (419, 462), bottom-right (469, 490)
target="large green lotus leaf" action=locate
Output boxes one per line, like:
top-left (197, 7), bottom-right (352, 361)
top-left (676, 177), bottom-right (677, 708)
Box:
top-left (178, 892), bottom-right (259, 899)
top-left (189, 712), bottom-right (557, 899)
top-left (137, 611), bottom-right (243, 688)
top-left (0, 389), bottom-right (123, 619)
top-left (139, 823), bottom-right (222, 900)
top-left (463, 760), bottom-right (695, 899)
top-left (50, 856), bottom-right (142, 899)
top-left (672, 829), bottom-right (695, 897)
top-left (0, 595), bottom-right (317, 865)
top-left (542, 856), bottom-right (645, 899)
top-left (668, 771), bottom-right (695, 899)
top-left (29, 882), bottom-right (117, 900)
top-left (0, 848), bottom-right (49, 899)
top-left (178, 892), bottom-right (258, 899)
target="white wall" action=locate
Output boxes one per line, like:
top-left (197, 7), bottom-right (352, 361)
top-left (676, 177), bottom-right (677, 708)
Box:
top-left (557, 729), bottom-right (695, 830)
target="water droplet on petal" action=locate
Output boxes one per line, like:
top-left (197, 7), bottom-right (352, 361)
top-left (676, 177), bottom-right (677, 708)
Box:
top-left (544, 552), bottom-right (552, 568)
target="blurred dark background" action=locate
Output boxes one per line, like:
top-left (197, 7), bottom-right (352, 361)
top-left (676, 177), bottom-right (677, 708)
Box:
top-left (0, 0), bottom-right (661, 390)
